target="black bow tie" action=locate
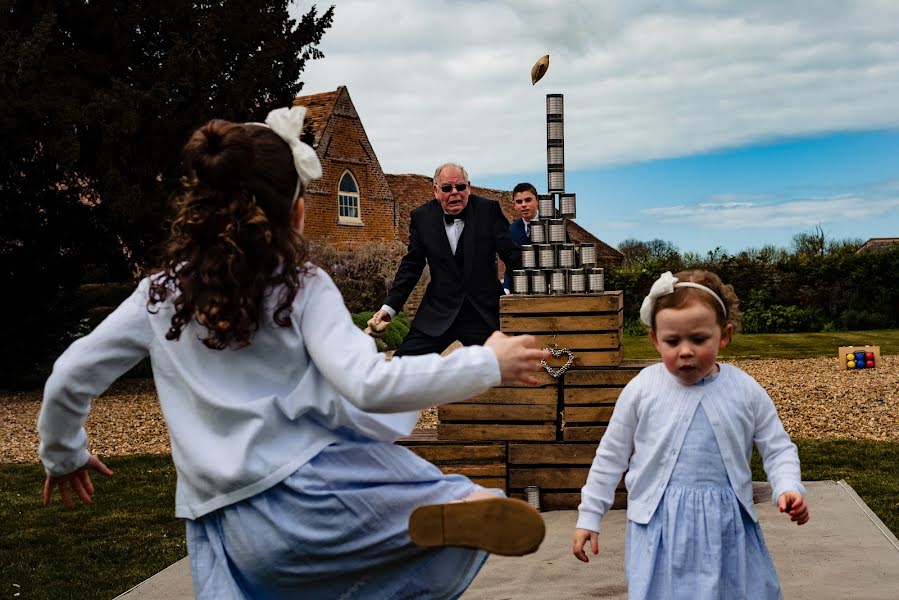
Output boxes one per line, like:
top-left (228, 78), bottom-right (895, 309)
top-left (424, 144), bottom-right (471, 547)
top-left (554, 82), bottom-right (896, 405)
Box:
top-left (444, 210), bottom-right (466, 225)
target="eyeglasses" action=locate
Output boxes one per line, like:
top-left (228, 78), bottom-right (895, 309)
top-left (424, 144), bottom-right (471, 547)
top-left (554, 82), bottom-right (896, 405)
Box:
top-left (439, 183), bottom-right (468, 193)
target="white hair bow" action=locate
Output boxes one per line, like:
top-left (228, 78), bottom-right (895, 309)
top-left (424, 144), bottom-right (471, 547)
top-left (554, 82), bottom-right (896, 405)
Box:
top-left (264, 106), bottom-right (322, 186)
top-left (639, 271), bottom-right (727, 327)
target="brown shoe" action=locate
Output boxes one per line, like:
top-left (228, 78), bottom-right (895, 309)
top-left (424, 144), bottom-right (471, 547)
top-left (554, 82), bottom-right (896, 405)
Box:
top-left (408, 497), bottom-right (545, 556)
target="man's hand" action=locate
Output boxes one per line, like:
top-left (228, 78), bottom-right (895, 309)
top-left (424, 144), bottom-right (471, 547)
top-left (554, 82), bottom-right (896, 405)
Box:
top-left (778, 491), bottom-right (809, 525)
top-left (484, 331), bottom-right (549, 385)
top-left (572, 528), bottom-right (599, 563)
top-left (43, 455), bottom-right (113, 510)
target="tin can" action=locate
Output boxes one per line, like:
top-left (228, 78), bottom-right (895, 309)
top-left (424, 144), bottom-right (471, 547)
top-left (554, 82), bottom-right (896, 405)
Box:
top-left (529, 269), bottom-right (547, 294)
top-left (548, 218), bottom-right (566, 243)
top-left (510, 270), bottom-right (529, 294)
top-left (586, 267), bottom-right (605, 293)
top-left (558, 243), bottom-right (576, 267)
top-left (538, 194), bottom-right (555, 217)
top-left (521, 244), bottom-right (536, 268)
top-left (536, 244), bottom-right (555, 269)
top-left (568, 267), bottom-right (585, 293)
top-left (530, 220), bottom-right (547, 244)
top-left (579, 243), bottom-right (596, 267)
top-left (550, 269), bottom-right (568, 295)
top-left (559, 193), bottom-right (576, 218)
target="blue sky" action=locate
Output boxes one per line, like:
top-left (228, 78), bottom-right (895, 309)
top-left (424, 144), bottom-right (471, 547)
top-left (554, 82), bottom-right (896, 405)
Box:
top-left (295, 1), bottom-right (899, 254)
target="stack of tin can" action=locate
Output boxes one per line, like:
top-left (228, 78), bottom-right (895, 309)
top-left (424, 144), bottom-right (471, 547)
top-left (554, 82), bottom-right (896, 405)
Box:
top-left (509, 192), bottom-right (604, 295)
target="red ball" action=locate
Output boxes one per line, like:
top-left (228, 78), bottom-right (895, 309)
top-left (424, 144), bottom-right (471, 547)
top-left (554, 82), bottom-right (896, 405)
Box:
top-left (865, 352), bottom-right (874, 360)
top-left (866, 360), bottom-right (875, 368)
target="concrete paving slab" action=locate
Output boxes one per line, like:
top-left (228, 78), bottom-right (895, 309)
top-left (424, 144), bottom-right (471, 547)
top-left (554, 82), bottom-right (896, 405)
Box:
top-left (117, 481), bottom-right (899, 599)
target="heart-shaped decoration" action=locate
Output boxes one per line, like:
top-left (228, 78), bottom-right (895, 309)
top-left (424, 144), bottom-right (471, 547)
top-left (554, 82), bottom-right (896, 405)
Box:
top-left (541, 347), bottom-right (575, 378)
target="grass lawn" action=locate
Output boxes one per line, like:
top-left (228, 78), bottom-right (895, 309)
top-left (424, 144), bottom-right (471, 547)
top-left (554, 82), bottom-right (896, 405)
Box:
top-left (623, 328), bottom-right (899, 360)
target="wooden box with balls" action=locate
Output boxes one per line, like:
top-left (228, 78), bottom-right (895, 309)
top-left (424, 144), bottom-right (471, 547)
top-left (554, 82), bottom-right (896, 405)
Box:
top-left (839, 345), bottom-right (881, 370)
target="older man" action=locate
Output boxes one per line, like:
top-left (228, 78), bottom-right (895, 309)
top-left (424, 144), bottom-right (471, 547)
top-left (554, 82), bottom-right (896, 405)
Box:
top-left (372, 163), bottom-right (521, 356)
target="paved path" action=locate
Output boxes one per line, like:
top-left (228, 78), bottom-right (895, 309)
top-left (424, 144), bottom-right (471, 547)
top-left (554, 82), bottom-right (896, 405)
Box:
top-left (117, 481), bottom-right (899, 599)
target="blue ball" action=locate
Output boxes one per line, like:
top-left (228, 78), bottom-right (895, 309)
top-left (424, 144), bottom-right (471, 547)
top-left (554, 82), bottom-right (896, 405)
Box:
top-left (854, 352), bottom-right (865, 362)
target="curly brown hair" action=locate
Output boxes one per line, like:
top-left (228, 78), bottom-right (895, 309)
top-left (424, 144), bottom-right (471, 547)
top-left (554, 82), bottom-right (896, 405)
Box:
top-left (148, 118), bottom-right (312, 349)
top-left (650, 270), bottom-right (742, 332)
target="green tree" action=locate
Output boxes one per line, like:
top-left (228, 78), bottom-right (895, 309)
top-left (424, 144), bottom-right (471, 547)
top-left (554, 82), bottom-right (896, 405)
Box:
top-left (0, 0), bottom-right (334, 388)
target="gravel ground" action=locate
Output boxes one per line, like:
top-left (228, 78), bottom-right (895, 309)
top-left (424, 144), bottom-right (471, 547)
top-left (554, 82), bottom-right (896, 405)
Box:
top-left (4, 356), bottom-right (897, 465)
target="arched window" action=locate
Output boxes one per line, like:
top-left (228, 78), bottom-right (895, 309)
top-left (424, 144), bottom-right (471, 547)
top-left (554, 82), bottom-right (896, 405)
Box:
top-left (338, 171), bottom-right (362, 224)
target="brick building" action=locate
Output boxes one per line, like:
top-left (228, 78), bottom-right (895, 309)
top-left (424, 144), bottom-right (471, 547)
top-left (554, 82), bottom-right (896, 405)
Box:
top-left (293, 86), bottom-right (623, 312)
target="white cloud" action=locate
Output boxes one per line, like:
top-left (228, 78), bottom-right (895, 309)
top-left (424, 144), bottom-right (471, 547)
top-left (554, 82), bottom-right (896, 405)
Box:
top-left (293, 1), bottom-right (899, 178)
top-left (642, 193), bottom-right (899, 229)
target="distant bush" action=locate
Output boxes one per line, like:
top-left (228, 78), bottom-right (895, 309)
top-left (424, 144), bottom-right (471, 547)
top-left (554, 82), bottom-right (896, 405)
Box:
top-left (741, 305), bottom-right (826, 334)
top-left (309, 239), bottom-right (407, 314)
top-left (352, 311), bottom-right (410, 351)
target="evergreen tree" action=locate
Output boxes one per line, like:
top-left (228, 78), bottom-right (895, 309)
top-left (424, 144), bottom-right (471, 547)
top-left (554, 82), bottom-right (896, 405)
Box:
top-left (0, 0), bottom-right (334, 387)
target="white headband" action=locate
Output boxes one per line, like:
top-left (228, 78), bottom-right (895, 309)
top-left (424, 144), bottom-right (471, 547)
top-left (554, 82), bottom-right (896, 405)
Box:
top-left (639, 271), bottom-right (728, 327)
top-left (248, 106), bottom-right (323, 202)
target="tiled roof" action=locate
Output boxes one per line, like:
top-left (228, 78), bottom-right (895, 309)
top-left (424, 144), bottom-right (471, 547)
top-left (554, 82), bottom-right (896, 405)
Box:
top-left (292, 88), bottom-right (341, 148)
top-left (857, 237), bottom-right (899, 252)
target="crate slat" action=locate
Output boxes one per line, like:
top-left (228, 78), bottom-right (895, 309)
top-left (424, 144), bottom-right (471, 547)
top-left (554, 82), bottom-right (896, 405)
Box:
top-left (564, 369), bottom-right (642, 386)
top-left (508, 443), bottom-right (597, 465)
top-left (562, 425), bottom-right (608, 441)
top-left (455, 386), bottom-right (558, 406)
top-left (565, 407), bottom-right (615, 423)
top-left (509, 467), bottom-right (589, 489)
top-left (439, 404), bottom-right (557, 422)
top-left (501, 313), bottom-right (622, 333)
top-left (525, 332), bottom-right (621, 350)
top-left (500, 293), bottom-right (623, 314)
top-left (439, 464), bottom-right (506, 477)
top-left (563, 387), bottom-right (623, 405)
top-left (438, 423), bottom-right (556, 441)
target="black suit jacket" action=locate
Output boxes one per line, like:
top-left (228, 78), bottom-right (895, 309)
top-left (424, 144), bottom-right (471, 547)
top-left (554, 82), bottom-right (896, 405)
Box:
top-left (385, 194), bottom-right (521, 337)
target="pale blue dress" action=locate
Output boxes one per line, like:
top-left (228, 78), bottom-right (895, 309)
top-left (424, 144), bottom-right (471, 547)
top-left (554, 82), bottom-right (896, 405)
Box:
top-left (186, 437), bottom-right (496, 600)
top-left (625, 394), bottom-right (782, 599)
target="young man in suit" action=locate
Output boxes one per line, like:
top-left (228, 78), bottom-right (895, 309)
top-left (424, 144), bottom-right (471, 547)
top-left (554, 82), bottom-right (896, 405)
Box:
top-left (371, 163), bottom-right (522, 356)
top-left (503, 182), bottom-right (540, 292)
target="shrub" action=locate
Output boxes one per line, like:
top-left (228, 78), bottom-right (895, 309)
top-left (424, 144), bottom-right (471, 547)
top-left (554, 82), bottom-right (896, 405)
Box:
top-left (741, 305), bottom-right (826, 334)
top-left (352, 311), bottom-right (410, 351)
top-left (308, 239), bottom-right (407, 314)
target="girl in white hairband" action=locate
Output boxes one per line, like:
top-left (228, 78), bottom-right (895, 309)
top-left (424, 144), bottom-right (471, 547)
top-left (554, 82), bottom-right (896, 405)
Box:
top-left (573, 270), bottom-right (808, 599)
top-left (37, 108), bottom-right (547, 599)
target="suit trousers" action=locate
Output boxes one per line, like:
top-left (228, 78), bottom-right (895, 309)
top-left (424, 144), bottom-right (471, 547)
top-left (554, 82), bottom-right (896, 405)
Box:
top-left (393, 298), bottom-right (494, 357)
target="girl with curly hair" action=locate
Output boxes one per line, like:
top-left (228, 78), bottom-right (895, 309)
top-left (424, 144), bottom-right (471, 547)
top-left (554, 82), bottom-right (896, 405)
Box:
top-left (38, 107), bottom-right (547, 599)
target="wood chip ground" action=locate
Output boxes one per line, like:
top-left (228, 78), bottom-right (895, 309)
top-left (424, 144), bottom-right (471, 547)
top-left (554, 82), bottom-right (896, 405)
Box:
top-left (4, 356), bottom-right (897, 465)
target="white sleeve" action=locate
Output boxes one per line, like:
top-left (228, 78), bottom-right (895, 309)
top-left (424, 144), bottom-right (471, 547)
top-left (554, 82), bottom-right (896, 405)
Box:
top-left (751, 380), bottom-right (806, 503)
top-left (38, 281), bottom-right (154, 476)
top-left (301, 270), bottom-right (501, 413)
top-left (576, 381), bottom-right (639, 532)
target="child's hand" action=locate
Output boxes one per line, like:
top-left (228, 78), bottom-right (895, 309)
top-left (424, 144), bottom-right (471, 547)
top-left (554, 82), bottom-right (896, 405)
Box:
top-left (572, 527), bottom-right (599, 563)
top-left (484, 332), bottom-right (548, 386)
top-left (778, 491), bottom-right (809, 525)
top-left (43, 455), bottom-right (113, 510)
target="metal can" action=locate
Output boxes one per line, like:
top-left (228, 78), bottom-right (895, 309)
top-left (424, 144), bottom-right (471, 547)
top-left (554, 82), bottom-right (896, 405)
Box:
top-left (529, 269), bottom-right (547, 294)
top-left (510, 270), bottom-right (529, 294)
top-left (548, 218), bottom-right (566, 243)
top-left (559, 193), bottom-right (576, 218)
top-left (538, 194), bottom-right (555, 217)
top-left (521, 244), bottom-right (536, 268)
top-left (536, 244), bottom-right (556, 269)
top-left (568, 267), bottom-right (585, 293)
top-left (530, 220), bottom-right (547, 244)
top-left (586, 267), bottom-right (605, 293)
top-left (558, 243), bottom-right (576, 267)
top-left (579, 243), bottom-right (596, 267)
top-left (550, 269), bottom-right (568, 295)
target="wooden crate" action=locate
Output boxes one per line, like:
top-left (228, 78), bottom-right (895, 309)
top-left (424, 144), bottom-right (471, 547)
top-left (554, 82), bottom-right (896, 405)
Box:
top-left (499, 293), bottom-right (623, 369)
top-left (398, 429), bottom-right (507, 492)
top-left (506, 443), bottom-right (626, 510)
top-left (561, 360), bottom-right (656, 441)
top-left (437, 369), bottom-right (558, 441)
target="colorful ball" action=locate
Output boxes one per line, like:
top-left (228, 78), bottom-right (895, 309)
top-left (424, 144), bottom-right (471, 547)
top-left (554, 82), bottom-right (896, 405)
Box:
top-left (846, 353), bottom-right (855, 360)
top-left (855, 351), bottom-right (865, 361)
top-left (865, 352), bottom-right (874, 360)
top-left (848, 360), bottom-right (856, 368)
top-left (866, 360), bottom-right (875, 368)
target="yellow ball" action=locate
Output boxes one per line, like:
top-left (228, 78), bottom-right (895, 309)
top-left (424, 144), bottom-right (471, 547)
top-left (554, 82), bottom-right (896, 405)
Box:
top-left (847, 360), bottom-right (856, 368)
top-left (846, 353), bottom-right (855, 360)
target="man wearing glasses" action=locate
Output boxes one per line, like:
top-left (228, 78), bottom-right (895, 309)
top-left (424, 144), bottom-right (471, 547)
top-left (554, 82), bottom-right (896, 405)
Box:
top-left (371, 163), bottom-right (521, 356)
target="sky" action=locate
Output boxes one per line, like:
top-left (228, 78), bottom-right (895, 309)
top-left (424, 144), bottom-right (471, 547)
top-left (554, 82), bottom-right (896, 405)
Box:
top-left (292, 0), bottom-right (899, 255)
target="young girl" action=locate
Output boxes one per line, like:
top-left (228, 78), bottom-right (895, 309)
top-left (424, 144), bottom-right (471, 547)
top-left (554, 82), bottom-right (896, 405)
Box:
top-left (38, 106), bottom-right (547, 599)
top-left (572, 270), bottom-right (809, 599)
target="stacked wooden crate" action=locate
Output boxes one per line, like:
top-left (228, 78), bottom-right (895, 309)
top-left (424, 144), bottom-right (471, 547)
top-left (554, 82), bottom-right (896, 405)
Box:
top-left (400, 429), bottom-right (507, 492)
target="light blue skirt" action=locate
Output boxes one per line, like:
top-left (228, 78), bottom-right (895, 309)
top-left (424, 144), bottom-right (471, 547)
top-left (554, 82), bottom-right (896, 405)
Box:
top-left (625, 405), bottom-right (781, 600)
top-left (186, 439), bottom-right (497, 599)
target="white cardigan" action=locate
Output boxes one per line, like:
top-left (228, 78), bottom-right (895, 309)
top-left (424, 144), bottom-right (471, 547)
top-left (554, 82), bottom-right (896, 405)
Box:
top-left (577, 362), bottom-right (804, 533)
top-left (38, 266), bottom-right (501, 519)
